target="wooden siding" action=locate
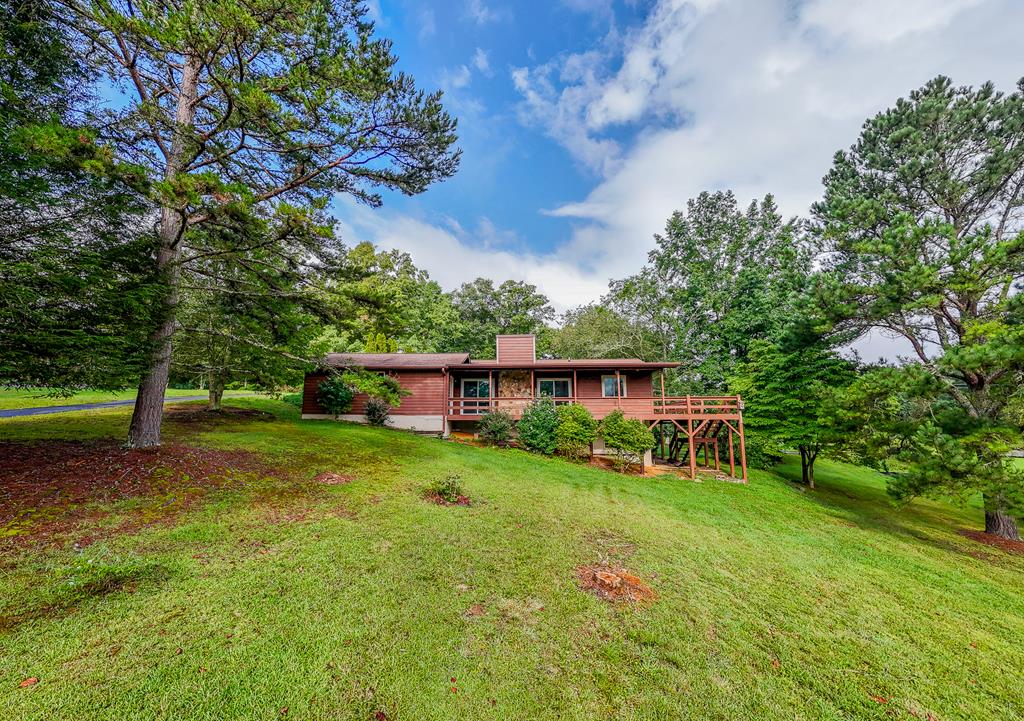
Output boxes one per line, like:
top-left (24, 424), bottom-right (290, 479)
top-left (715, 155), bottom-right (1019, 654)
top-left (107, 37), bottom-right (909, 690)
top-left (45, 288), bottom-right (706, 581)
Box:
top-left (495, 335), bottom-right (535, 364)
top-left (303, 370), bottom-right (445, 416)
top-left (573, 370), bottom-right (653, 398)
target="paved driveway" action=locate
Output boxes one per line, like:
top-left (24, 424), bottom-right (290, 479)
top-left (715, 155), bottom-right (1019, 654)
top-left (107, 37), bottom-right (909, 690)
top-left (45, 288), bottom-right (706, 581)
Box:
top-left (0, 394), bottom-right (256, 418)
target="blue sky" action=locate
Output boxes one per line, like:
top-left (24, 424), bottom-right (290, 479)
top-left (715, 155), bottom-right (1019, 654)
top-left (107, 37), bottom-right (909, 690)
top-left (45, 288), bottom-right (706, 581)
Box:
top-left (336, 0), bottom-right (1024, 331)
top-left (362, 0), bottom-right (650, 255)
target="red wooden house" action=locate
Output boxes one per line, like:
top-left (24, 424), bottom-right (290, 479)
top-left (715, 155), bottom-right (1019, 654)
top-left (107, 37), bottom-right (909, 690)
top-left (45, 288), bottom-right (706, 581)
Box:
top-left (302, 334), bottom-right (747, 479)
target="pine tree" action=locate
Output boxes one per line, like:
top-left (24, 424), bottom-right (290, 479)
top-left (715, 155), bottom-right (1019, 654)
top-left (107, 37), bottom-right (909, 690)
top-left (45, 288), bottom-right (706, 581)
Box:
top-left (55, 0), bottom-right (459, 445)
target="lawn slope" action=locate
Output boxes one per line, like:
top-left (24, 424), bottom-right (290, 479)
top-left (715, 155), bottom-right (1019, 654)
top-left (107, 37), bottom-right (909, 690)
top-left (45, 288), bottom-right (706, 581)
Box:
top-left (1, 399), bottom-right (1021, 720)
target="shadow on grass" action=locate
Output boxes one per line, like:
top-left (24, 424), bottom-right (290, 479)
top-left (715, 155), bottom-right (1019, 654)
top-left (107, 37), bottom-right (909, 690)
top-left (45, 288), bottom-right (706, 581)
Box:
top-left (0, 554), bottom-right (170, 633)
top-left (771, 456), bottom-right (995, 561)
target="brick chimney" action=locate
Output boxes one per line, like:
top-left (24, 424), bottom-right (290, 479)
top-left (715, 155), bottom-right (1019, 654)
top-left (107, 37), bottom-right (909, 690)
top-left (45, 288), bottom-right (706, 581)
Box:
top-left (495, 334), bottom-right (536, 363)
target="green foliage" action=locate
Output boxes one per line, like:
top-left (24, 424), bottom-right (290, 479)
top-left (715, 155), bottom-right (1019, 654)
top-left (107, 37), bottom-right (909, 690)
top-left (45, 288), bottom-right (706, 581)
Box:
top-left (364, 397), bottom-right (391, 426)
top-left (170, 211), bottom-right (337, 407)
top-left (599, 409), bottom-right (656, 471)
top-left (732, 339), bottom-right (855, 486)
top-left (316, 376), bottom-right (354, 417)
top-left (478, 409), bottom-right (515, 447)
top-left (811, 75), bottom-right (1024, 534)
top-left (49, 0), bottom-right (460, 444)
top-left (364, 333), bottom-right (398, 353)
top-left (339, 368), bottom-right (408, 407)
top-left (427, 473), bottom-right (465, 504)
top-left (555, 404), bottom-right (598, 461)
top-left (0, 0), bottom-right (166, 391)
top-left (450, 278), bottom-right (555, 358)
top-left (547, 304), bottom-right (658, 360)
top-left (281, 393), bottom-right (303, 408)
top-left (610, 191), bottom-right (810, 392)
top-left (516, 399), bottom-right (560, 454)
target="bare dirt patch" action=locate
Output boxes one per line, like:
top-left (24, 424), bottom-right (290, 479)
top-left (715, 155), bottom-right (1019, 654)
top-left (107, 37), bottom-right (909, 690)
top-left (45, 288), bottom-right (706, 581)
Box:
top-left (0, 440), bottom-right (282, 546)
top-left (313, 471), bottom-right (354, 485)
top-left (577, 564), bottom-right (657, 604)
top-left (424, 491), bottom-right (472, 507)
top-left (959, 529), bottom-right (1024, 556)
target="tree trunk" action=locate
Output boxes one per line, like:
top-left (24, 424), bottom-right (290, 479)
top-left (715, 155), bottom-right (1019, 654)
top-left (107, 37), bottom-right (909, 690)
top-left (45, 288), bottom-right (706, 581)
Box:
top-left (983, 494), bottom-right (1020, 540)
top-left (208, 372), bottom-right (225, 411)
top-left (798, 446), bottom-right (817, 489)
top-left (126, 55), bottom-right (202, 448)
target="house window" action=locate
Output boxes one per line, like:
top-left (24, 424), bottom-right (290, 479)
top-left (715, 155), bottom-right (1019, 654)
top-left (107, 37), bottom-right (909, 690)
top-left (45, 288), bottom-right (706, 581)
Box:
top-left (537, 378), bottom-right (572, 399)
top-left (461, 379), bottom-right (490, 411)
top-left (602, 375), bottom-right (626, 398)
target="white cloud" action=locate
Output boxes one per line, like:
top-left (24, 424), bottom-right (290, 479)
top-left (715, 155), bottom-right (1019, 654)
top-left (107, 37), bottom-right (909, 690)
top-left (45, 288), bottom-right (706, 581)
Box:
top-left (466, 0), bottom-right (503, 24)
top-left (472, 47), bottom-right (491, 75)
top-left (802, 0), bottom-right (985, 45)
top-left (508, 0), bottom-right (1023, 330)
top-left (333, 200), bottom-right (607, 311)
top-left (418, 7), bottom-right (436, 40)
top-left (439, 65), bottom-right (472, 91)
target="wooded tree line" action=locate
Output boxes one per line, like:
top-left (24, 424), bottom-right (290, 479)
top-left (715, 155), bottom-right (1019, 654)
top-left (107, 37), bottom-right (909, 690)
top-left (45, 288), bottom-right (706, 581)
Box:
top-left (1, 3), bottom-right (1021, 537)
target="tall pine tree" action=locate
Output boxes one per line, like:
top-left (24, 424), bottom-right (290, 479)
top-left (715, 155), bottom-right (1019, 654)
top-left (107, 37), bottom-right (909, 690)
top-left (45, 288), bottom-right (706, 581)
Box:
top-left (55, 0), bottom-right (460, 445)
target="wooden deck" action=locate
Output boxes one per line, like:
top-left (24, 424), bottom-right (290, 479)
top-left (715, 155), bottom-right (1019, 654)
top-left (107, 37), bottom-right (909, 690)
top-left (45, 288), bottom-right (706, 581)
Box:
top-left (444, 395), bottom-right (742, 420)
top-left (444, 394), bottom-right (748, 482)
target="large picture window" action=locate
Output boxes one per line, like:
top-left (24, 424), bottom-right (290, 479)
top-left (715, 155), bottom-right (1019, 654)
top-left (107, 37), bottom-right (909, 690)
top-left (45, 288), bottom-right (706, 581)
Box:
top-left (461, 379), bottom-right (490, 411)
top-left (537, 378), bottom-right (572, 398)
top-left (601, 375), bottom-right (626, 398)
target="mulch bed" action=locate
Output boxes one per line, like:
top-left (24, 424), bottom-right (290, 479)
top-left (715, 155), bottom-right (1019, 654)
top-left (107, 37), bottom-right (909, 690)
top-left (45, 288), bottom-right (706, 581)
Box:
top-left (164, 406), bottom-right (275, 428)
top-left (0, 440), bottom-right (282, 547)
top-left (959, 529), bottom-right (1024, 556)
top-left (576, 564), bottom-right (657, 604)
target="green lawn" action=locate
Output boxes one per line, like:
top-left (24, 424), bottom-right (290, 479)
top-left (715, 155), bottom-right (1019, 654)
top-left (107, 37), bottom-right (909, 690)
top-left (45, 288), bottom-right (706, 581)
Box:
top-left (1, 399), bottom-right (1022, 720)
top-left (0, 387), bottom-right (253, 411)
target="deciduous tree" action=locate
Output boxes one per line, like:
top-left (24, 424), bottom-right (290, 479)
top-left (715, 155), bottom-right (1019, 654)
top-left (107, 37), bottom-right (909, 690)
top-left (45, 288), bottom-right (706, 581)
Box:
top-left (611, 192), bottom-right (809, 392)
top-left (732, 340), bottom-right (855, 488)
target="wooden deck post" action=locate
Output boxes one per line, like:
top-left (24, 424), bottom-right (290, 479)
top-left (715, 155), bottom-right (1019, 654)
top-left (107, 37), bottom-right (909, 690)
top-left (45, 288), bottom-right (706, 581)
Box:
top-left (738, 415), bottom-right (748, 483)
top-left (687, 417), bottom-right (696, 480)
top-left (714, 438), bottom-right (720, 471)
top-left (659, 371), bottom-right (666, 414)
top-left (728, 428), bottom-right (735, 477)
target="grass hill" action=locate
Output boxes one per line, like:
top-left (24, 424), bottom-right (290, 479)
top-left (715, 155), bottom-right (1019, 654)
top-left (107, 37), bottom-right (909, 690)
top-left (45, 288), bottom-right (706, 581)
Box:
top-left (1, 399), bottom-right (1022, 720)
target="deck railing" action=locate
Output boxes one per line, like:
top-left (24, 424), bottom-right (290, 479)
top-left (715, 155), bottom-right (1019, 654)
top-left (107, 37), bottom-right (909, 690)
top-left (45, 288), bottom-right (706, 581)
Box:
top-left (445, 395), bottom-right (742, 419)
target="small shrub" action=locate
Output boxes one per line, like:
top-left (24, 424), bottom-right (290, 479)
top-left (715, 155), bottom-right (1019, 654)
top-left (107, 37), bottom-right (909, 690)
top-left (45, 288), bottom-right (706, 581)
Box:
top-left (317, 375), bottom-right (354, 417)
top-left (365, 397), bottom-right (391, 426)
top-left (478, 409), bottom-right (515, 446)
top-left (340, 367), bottom-right (408, 407)
top-left (517, 399), bottom-right (559, 454)
top-left (600, 409), bottom-right (656, 472)
top-left (281, 392), bottom-right (303, 408)
top-left (427, 473), bottom-right (468, 505)
top-left (556, 404), bottom-right (598, 461)
top-left (742, 430), bottom-right (784, 469)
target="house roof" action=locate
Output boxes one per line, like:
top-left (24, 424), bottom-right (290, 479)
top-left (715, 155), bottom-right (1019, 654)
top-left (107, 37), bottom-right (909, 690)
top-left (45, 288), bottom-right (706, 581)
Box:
top-left (324, 352), bottom-right (470, 369)
top-left (465, 359), bottom-right (680, 370)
